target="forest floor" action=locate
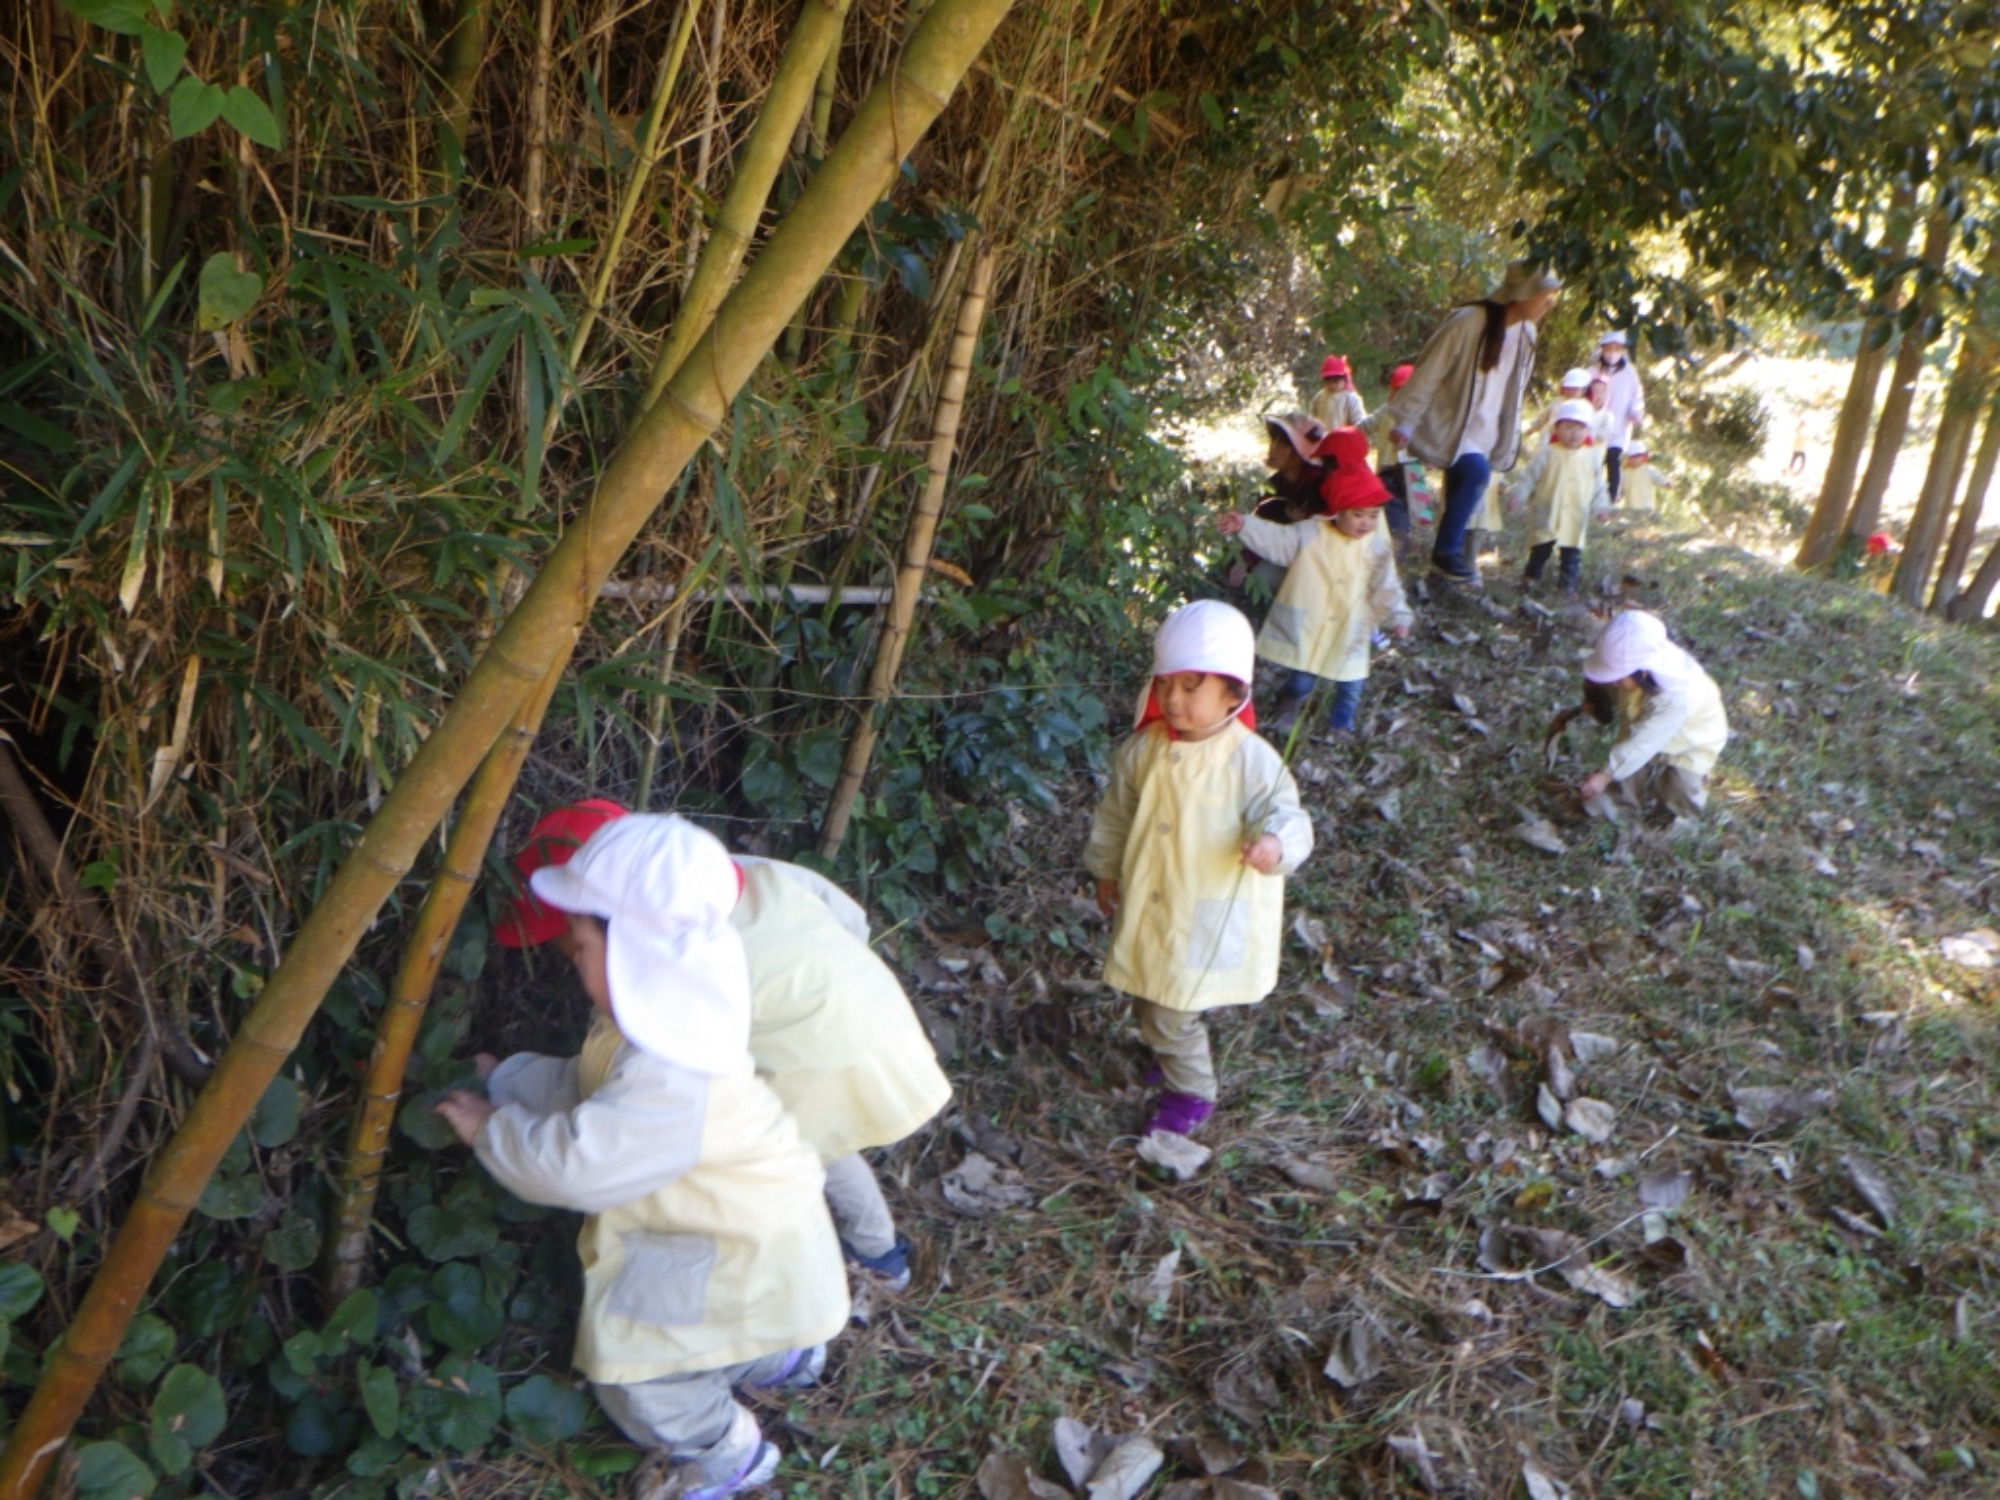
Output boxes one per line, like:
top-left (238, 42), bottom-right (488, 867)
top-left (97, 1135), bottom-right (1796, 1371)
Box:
top-left (768, 500), bottom-right (2000, 1498)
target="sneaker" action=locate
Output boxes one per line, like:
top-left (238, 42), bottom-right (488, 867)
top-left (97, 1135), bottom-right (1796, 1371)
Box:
top-left (684, 1442), bottom-right (780, 1500)
top-left (841, 1237), bottom-right (914, 1294)
top-left (745, 1344), bottom-right (827, 1390)
top-left (1144, 1090), bottom-right (1216, 1136)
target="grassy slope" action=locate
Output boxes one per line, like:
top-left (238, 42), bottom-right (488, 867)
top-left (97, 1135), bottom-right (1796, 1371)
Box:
top-left (794, 510), bottom-right (2000, 1499)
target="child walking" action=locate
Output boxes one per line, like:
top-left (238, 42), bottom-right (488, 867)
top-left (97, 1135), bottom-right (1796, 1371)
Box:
top-left (1084, 600), bottom-right (1314, 1137)
top-left (1308, 354), bottom-right (1367, 430)
top-left (498, 801), bottom-right (951, 1293)
top-left (1569, 611), bottom-right (1730, 821)
top-left (439, 815), bottom-right (848, 1499)
top-left (1616, 443), bottom-right (1671, 514)
top-left (1505, 398), bottom-right (1610, 594)
top-left (1215, 427), bottom-right (1413, 735)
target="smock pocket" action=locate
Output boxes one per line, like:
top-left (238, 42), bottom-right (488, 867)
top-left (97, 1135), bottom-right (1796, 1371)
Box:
top-left (1264, 601), bottom-right (1307, 654)
top-left (607, 1231), bottom-right (716, 1327)
top-left (1185, 897), bottom-right (1249, 974)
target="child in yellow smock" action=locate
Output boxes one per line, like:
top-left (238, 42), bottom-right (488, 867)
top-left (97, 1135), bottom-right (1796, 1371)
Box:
top-left (1505, 398), bottom-right (1610, 594)
top-left (498, 801), bottom-right (951, 1293)
top-left (1616, 443), bottom-right (1671, 514)
top-left (438, 815), bottom-right (847, 1500)
top-left (1571, 611), bottom-right (1730, 821)
top-left (1214, 427), bottom-right (1413, 736)
top-left (1084, 601), bottom-right (1314, 1137)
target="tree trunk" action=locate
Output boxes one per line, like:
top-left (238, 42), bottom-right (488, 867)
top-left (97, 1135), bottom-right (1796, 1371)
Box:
top-left (1931, 393), bottom-right (2000, 615)
top-left (1841, 205), bottom-right (1952, 546)
top-left (0, 3), bottom-right (1017, 1487)
top-left (820, 245), bottom-right (996, 861)
top-left (1946, 529), bottom-right (2000, 623)
top-left (1891, 326), bottom-right (1994, 605)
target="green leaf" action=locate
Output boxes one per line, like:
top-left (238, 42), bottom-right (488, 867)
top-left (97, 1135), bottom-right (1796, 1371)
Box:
top-left (117, 1314), bottom-right (178, 1386)
top-left (139, 27), bottom-right (186, 92)
top-left (46, 1205), bottom-right (80, 1242)
top-left (285, 1390), bottom-right (358, 1457)
top-left (196, 252), bottom-right (262, 331)
top-left (0, 1263), bottom-right (44, 1319)
top-left (263, 1209), bottom-right (320, 1272)
top-left (504, 1373), bottom-right (588, 1444)
top-left (402, 1353), bottom-right (501, 1454)
top-left (406, 1203), bottom-right (499, 1264)
top-left (195, 1164), bottom-right (262, 1220)
top-left (72, 1440), bottom-right (156, 1500)
top-left (149, 1364), bottom-right (226, 1476)
top-left (323, 1287), bottom-right (379, 1350)
top-left (167, 76), bottom-right (225, 139)
top-left (220, 85), bottom-right (281, 149)
top-left (357, 1360), bottom-right (400, 1439)
top-left (79, 857), bottom-right (119, 893)
top-left (397, 1090), bottom-right (460, 1150)
top-left (0, 402), bottom-right (76, 452)
top-left (58, 0), bottom-right (152, 34)
top-left (249, 1075), bottom-right (301, 1147)
top-left (1198, 91), bottom-right (1225, 131)
top-left (425, 1262), bottom-right (502, 1351)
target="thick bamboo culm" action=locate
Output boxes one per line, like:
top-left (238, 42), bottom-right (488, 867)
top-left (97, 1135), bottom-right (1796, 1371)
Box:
top-left (819, 244), bottom-right (995, 861)
top-left (321, 659), bottom-right (570, 1298)
top-left (0, 3), bottom-right (1016, 1487)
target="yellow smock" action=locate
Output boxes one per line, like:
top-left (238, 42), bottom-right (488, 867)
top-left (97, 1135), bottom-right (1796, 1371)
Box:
top-left (731, 858), bottom-right (951, 1164)
top-left (1084, 720), bottom-right (1314, 1012)
top-left (1621, 465), bottom-right (1660, 513)
top-left (1235, 514), bottom-right (1412, 682)
top-left (477, 1016), bottom-right (849, 1385)
top-left (1508, 441), bottom-right (1607, 548)
top-left (1608, 648), bottom-right (1729, 782)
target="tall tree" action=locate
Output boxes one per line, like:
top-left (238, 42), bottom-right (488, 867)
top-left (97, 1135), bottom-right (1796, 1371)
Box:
top-left (1930, 393), bottom-right (2000, 614)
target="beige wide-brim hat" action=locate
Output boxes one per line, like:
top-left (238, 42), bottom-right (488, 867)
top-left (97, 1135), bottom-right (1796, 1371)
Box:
top-left (1489, 260), bottom-right (1563, 304)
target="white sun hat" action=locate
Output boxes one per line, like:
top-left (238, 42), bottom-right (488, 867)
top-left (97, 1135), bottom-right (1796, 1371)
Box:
top-left (1559, 367), bottom-right (1593, 390)
top-left (1598, 330), bottom-right (1630, 348)
top-left (1138, 599), bottom-right (1256, 728)
top-left (528, 814), bottom-right (751, 1073)
top-left (1584, 610), bottom-right (1677, 684)
top-left (1553, 398), bottom-right (1599, 428)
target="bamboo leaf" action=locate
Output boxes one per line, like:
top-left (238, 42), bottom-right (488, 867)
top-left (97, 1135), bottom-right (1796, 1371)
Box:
top-left (220, 86), bottom-right (282, 149)
top-left (431, 314), bottom-right (520, 469)
top-left (117, 482), bottom-right (156, 614)
top-left (140, 26), bottom-right (187, 92)
top-left (59, 0), bottom-right (151, 34)
top-left (72, 443), bottom-right (145, 542)
top-left (167, 77), bottom-right (225, 139)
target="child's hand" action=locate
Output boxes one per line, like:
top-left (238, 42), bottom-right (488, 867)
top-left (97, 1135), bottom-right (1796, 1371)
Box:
top-left (1214, 511), bottom-right (1246, 537)
top-left (1578, 770), bottom-right (1614, 802)
top-left (1095, 878), bottom-right (1121, 917)
top-left (1240, 833), bottom-right (1283, 873)
top-left (474, 1052), bottom-right (499, 1081)
top-left (1390, 425), bottom-right (1413, 449)
top-left (434, 1090), bottom-right (496, 1146)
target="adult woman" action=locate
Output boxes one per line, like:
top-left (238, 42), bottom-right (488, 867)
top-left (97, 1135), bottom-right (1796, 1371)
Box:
top-left (1382, 260), bottom-right (1561, 586)
top-left (1589, 331), bottom-right (1645, 502)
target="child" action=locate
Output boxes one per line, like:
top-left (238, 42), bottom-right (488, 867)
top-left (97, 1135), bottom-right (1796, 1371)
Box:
top-left (1570, 611), bottom-right (1730, 821)
top-left (1363, 364), bottom-right (1422, 558)
top-left (438, 815), bottom-right (849, 1499)
top-left (1084, 600), bottom-right (1314, 1137)
top-left (1232, 410), bottom-right (1331, 592)
top-left (1505, 398), bottom-right (1610, 594)
top-left (1590, 331), bottom-right (1646, 502)
top-left (1523, 368), bottom-right (1598, 441)
top-left (1215, 428), bottom-right (1413, 734)
top-left (498, 801), bottom-right (951, 1293)
top-left (1617, 444), bottom-right (1671, 514)
top-left (1309, 354), bottom-right (1367, 430)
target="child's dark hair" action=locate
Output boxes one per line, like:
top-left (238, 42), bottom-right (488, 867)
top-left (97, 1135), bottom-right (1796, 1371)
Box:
top-left (1216, 674), bottom-right (1248, 704)
top-left (1630, 670), bottom-right (1661, 697)
top-left (1582, 679), bottom-right (1618, 725)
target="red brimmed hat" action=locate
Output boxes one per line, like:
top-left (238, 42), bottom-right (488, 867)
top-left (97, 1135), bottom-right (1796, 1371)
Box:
top-left (1387, 363), bottom-right (1415, 392)
top-left (1314, 427), bottom-right (1390, 512)
top-left (1320, 354), bottom-right (1352, 380)
top-left (495, 798), bottom-right (630, 947)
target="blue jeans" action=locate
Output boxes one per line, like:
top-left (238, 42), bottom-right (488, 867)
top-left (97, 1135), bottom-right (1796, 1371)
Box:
top-left (1432, 452), bottom-right (1493, 577)
top-left (1281, 671), bottom-right (1364, 731)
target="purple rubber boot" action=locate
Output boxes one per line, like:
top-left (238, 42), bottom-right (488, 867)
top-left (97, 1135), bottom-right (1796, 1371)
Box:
top-left (1144, 1091), bottom-right (1215, 1137)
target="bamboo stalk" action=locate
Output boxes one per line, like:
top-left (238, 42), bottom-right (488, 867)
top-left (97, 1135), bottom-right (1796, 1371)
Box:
top-left (1945, 524), bottom-right (2000, 623)
top-left (1891, 321), bottom-right (1994, 605)
top-left (321, 659), bottom-right (570, 1299)
top-left (1930, 392), bottom-right (2000, 615)
top-left (819, 245), bottom-right (995, 861)
top-left (521, 0), bottom-right (555, 239)
top-left (0, 2), bottom-right (1015, 1485)
top-left (642, 0), bottom-right (850, 409)
top-left (437, 0), bottom-right (491, 185)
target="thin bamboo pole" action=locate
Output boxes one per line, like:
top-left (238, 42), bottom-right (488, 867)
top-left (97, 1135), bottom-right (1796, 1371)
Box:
top-left (1930, 392), bottom-right (2000, 615)
top-left (0, 2), bottom-right (1015, 1484)
top-left (437, 0), bottom-right (491, 184)
top-left (1945, 524), bottom-right (2000, 623)
top-left (521, 0), bottom-right (555, 239)
top-left (819, 245), bottom-right (995, 861)
top-left (321, 661), bottom-right (569, 1298)
top-left (1891, 324), bottom-right (1993, 605)
top-left (642, 0), bottom-right (850, 410)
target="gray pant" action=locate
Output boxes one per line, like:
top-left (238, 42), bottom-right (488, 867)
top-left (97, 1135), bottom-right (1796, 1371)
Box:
top-left (822, 1152), bottom-right (898, 1258)
top-left (1585, 759), bottom-right (1709, 822)
top-left (595, 1346), bottom-right (805, 1487)
top-left (1134, 1000), bottom-right (1217, 1100)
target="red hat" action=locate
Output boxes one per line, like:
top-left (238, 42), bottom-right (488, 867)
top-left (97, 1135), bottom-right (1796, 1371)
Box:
top-left (1865, 532), bottom-right (1895, 556)
top-left (495, 799), bottom-right (630, 947)
top-left (1314, 427), bottom-right (1390, 512)
top-left (1387, 363), bottom-right (1415, 392)
top-left (1320, 355), bottom-right (1352, 380)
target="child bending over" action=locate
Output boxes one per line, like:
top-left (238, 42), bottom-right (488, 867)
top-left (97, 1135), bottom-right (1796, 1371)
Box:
top-left (1564, 611), bottom-right (1730, 822)
top-left (1085, 601), bottom-right (1314, 1137)
top-left (1506, 398), bottom-right (1610, 594)
top-left (1214, 427), bottom-right (1412, 737)
top-left (499, 801), bottom-right (951, 1293)
top-left (440, 815), bottom-right (848, 1499)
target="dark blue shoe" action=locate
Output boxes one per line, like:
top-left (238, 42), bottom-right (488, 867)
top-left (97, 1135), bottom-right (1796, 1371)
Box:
top-left (842, 1235), bottom-right (913, 1293)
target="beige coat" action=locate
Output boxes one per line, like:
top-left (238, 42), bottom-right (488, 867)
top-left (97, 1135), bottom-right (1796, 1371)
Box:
top-left (1381, 304), bottom-right (1540, 472)
top-left (478, 1017), bottom-right (849, 1385)
top-left (1085, 720), bottom-right (1313, 1012)
top-left (731, 857), bottom-right (951, 1164)
top-left (1507, 441), bottom-right (1608, 548)
top-left (1608, 650), bottom-right (1729, 782)
top-left (1236, 515), bottom-right (1412, 682)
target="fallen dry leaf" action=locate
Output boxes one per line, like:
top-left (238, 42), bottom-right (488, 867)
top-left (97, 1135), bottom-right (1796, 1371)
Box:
top-left (1291, 913), bottom-right (1330, 952)
top-left (1509, 812), bottom-right (1569, 855)
top-left (1276, 1154), bottom-right (1345, 1193)
top-left (1563, 1097), bottom-right (1616, 1144)
top-left (1085, 1437), bottom-right (1164, 1500)
top-left (1938, 928), bottom-right (2000, 969)
top-left (1522, 1458), bottom-right (1573, 1500)
top-left (1139, 1247), bottom-right (1182, 1306)
top-left (1841, 1154), bottom-right (1896, 1227)
top-left (1321, 1314), bottom-right (1383, 1389)
top-left (1568, 1030), bottom-right (1619, 1063)
top-left (1730, 1084), bottom-right (1833, 1133)
top-left (1385, 1430), bottom-right (1444, 1494)
top-left (1637, 1170), bottom-right (1692, 1211)
top-left (1137, 1131), bottom-right (1211, 1181)
top-left (1535, 1082), bottom-right (1564, 1131)
top-left (977, 1453), bottom-right (1071, 1500)
top-left (1055, 1416), bottom-right (1111, 1488)
top-left (1172, 1435), bottom-right (1244, 1478)
top-left (942, 1152), bottom-right (1037, 1215)
top-left (1210, 1359), bottom-right (1281, 1425)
